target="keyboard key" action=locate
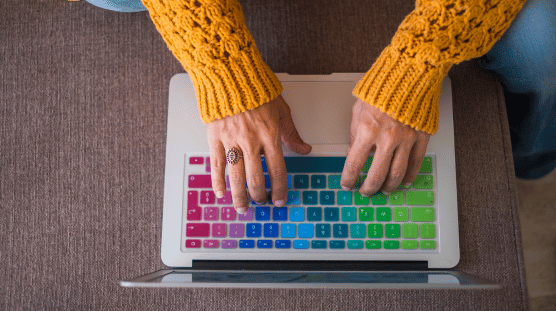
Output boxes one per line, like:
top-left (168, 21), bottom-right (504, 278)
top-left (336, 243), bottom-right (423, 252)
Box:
top-left (420, 240), bottom-right (436, 249)
top-left (402, 240), bottom-right (418, 249)
top-left (222, 240), bottom-right (237, 248)
top-left (420, 157), bottom-right (433, 173)
top-left (365, 240), bottom-right (381, 249)
top-left (367, 224), bottom-right (383, 238)
top-left (186, 223), bottom-right (210, 237)
top-left (188, 175), bottom-right (212, 188)
top-left (362, 157), bottom-right (373, 173)
top-left (324, 207), bottom-right (339, 221)
top-left (280, 224), bottom-right (296, 238)
top-left (406, 191), bottom-right (434, 205)
top-left (187, 191), bottom-right (199, 207)
top-left (348, 240), bottom-right (364, 249)
top-left (204, 207), bottom-right (219, 221)
top-left (389, 191), bottom-right (404, 205)
top-left (290, 207), bottom-right (305, 222)
top-left (320, 191), bottom-right (335, 205)
top-left (376, 207), bottom-right (391, 221)
top-left (238, 207), bottom-right (253, 221)
top-left (257, 240), bottom-right (273, 248)
top-left (393, 207), bottom-right (409, 222)
top-left (283, 157), bottom-right (346, 173)
top-left (329, 240), bottom-right (346, 249)
top-left (287, 174), bottom-right (292, 189)
top-left (212, 223), bottom-right (227, 237)
top-left (402, 224), bottom-right (418, 238)
top-left (341, 207), bottom-right (357, 221)
top-left (354, 191), bottom-right (369, 205)
top-left (333, 224), bottom-right (348, 238)
top-left (350, 224), bottom-right (366, 238)
top-left (384, 240), bottom-right (400, 249)
top-left (311, 175), bottom-right (326, 189)
top-left (311, 240), bottom-right (327, 249)
top-left (229, 223), bottom-right (245, 237)
top-left (414, 174), bottom-right (433, 189)
top-left (420, 224), bottom-right (436, 238)
top-left (226, 175), bottom-right (231, 189)
top-left (287, 191), bottom-right (301, 205)
top-left (246, 223), bottom-right (261, 237)
top-left (328, 175), bottom-right (342, 189)
top-left (385, 224), bottom-right (401, 238)
top-left (263, 223), bottom-right (279, 237)
top-left (185, 239), bottom-right (201, 248)
top-left (358, 208), bottom-right (373, 221)
top-left (275, 240), bottom-right (291, 249)
top-left (273, 207), bottom-right (288, 221)
top-left (293, 240), bottom-right (309, 249)
top-left (337, 191), bottom-right (352, 205)
top-left (316, 223), bottom-right (331, 238)
top-left (411, 207), bottom-right (435, 222)
top-left (239, 240), bottom-right (255, 248)
top-left (303, 191), bottom-right (318, 205)
top-left (307, 207), bottom-right (322, 221)
top-left (203, 240), bottom-right (219, 248)
top-left (217, 191), bottom-right (232, 204)
top-left (370, 192), bottom-right (387, 205)
top-left (189, 157), bottom-right (203, 165)
top-left (205, 164), bottom-right (211, 173)
top-left (263, 174), bottom-right (271, 189)
top-left (221, 207), bottom-right (236, 221)
top-left (298, 224), bottom-right (314, 238)
top-left (186, 206), bottom-right (202, 221)
top-left (255, 207), bottom-right (270, 221)
top-left (294, 175), bottom-right (309, 189)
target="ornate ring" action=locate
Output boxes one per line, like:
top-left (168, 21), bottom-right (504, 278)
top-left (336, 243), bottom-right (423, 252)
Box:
top-left (226, 147), bottom-right (243, 165)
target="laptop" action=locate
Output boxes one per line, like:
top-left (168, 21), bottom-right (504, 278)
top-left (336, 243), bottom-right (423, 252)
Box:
top-left (120, 73), bottom-right (498, 289)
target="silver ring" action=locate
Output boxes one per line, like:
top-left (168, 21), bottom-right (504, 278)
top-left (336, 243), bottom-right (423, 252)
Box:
top-left (226, 147), bottom-right (243, 165)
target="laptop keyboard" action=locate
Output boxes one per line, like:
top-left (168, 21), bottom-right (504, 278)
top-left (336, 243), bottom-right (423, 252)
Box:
top-left (183, 155), bottom-right (438, 252)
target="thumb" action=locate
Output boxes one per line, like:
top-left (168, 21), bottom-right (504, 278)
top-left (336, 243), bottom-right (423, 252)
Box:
top-left (275, 96), bottom-right (312, 155)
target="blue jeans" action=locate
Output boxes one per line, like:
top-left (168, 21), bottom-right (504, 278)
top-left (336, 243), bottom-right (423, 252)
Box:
top-left (479, 0), bottom-right (556, 179)
top-left (86, 0), bottom-right (147, 12)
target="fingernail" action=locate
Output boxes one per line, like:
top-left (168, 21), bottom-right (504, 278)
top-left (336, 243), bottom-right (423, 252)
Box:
top-left (341, 186), bottom-right (352, 191)
top-left (236, 207), bottom-right (247, 214)
top-left (360, 193), bottom-right (369, 198)
top-left (403, 183), bottom-right (412, 188)
top-left (382, 191), bottom-right (390, 195)
top-left (274, 200), bottom-right (285, 207)
top-left (215, 191), bottom-right (224, 198)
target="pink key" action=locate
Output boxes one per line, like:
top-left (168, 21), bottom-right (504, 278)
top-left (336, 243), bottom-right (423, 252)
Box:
top-left (206, 157), bottom-right (210, 165)
top-left (217, 192), bottom-right (232, 205)
top-left (188, 175), bottom-right (212, 188)
top-left (238, 207), bottom-right (254, 221)
top-left (212, 223), bottom-right (227, 237)
top-left (185, 239), bottom-right (201, 248)
top-left (229, 224), bottom-right (244, 237)
top-left (189, 157), bottom-right (204, 165)
top-left (204, 207), bottom-right (219, 220)
top-left (203, 240), bottom-right (219, 248)
top-left (206, 165), bottom-right (211, 173)
top-left (222, 240), bottom-right (237, 248)
top-left (186, 223), bottom-right (209, 237)
top-left (187, 206), bottom-right (202, 221)
top-left (221, 207), bottom-right (236, 221)
top-left (187, 191), bottom-right (198, 208)
top-left (200, 191), bottom-right (215, 204)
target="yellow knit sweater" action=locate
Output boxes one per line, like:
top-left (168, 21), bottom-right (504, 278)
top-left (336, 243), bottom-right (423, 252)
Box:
top-left (143, 0), bottom-right (526, 133)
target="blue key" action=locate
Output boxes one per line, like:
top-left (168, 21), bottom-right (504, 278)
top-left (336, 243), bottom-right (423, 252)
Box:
top-left (293, 240), bottom-right (309, 249)
top-left (307, 207), bottom-right (322, 221)
top-left (294, 175), bottom-right (309, 189)
top-left (275, 240), bottom-right (291, 249)
top-left (287, 175), bottom-right (292, 189)
top-left (257, 240), bottom-right (273, 248)
top-left (246, 223), bottom-right (261, 237)
top-left (324, 207), bottom-right (340, 221)
top-left (303, 191), bottom-right (318, 205)
top-left (264, 174), bottom-right (271, 188)
top-left (311, 175), bottom-right (326, 189)
top-left (280, 223), bottom-right (296, 238)
top-left (290, 207), bottom-right (305, 221)
top-left (316, 223), bottom-right (331, 238)
top-left (264, 223), bottom-right (279, 237)
top-left (273, 207), bottom-right (288, 221)
top-left (298, 223), bottom-right (314, 238)
top-left (255, 207), bottom-right (270, 221)
top-left (320, 191), bottom-right (335, 205)
top-left (329, 240), bottom-right (346, 249)
top-left (239, 240), bottom-right (255, 248)
top-left (333, 223), bottom-right (348, 238)
top-left (311, 240), bottom-right (327, 249)
top-left (287, 191), bottom-right (301, 205)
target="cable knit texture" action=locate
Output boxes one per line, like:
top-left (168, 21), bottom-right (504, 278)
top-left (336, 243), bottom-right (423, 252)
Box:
top-left (142, 0), bottom-right (283, 124)
top-left (353, 0), bottom-right (526, 134)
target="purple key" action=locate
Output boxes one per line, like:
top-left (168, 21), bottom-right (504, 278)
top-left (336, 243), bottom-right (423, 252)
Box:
top-left (238, 207), bottom-right (253, 221)
top-left (221, 207), bottom-right (236, 221)
top-left (229, 224), bottom-right (245, 237)
top-left (217, 192), bottom-right (233, 205)
top-left (222, 240), bottom-right (237, 249)
top-left (225, 175), bottom-right (230, 189)
top-left (200, 191), bottom-right (215, 204)
top-left (188, 175), bottom-right (212, 188)
top-left (204, 207), bottom-right (219, 220)
top-left (189, 157), bottom-right (204, 165)
top-left (203, 240), bottom-right (219, 248)
top-left (212, 223), bottom-right (227, 237)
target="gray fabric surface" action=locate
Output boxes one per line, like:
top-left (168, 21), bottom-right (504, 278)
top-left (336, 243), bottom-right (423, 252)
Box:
top-left (0, 0), bottom-right (527, 309)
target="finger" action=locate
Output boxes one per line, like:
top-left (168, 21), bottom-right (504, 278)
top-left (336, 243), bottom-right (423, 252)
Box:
top-left (402, 133), bottom-right (430, 186)
top-left (242, 144), bottom-right (268, 205)
top-left (360, 145), bottom-right (394, 197)
top-left (276, 96), bottom-right (312, 155)
top-left (224, 146), bottom-right (249, 214)
top-left (263, 143), bottom-right (288, 207)
top-left (380, 142), bottom-right (412, 194)
top-left (208, 134), bottom-right (227, 198)
top-left (349, 100), bottom-right (362, 151)
top-left (341, 133), bottom-right (373, 190)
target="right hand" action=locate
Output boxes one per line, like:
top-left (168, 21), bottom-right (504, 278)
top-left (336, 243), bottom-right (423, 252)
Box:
top-left (207, 95), bottom-right (311, 214)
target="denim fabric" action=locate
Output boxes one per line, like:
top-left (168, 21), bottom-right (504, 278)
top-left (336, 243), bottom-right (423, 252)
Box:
top-left (479, 0), bottom-right (556, 179)
top-left (86, 0), bottom-right (147, 12)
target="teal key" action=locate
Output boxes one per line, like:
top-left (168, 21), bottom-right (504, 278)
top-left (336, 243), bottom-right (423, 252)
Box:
top-left (328, 175), bottom-right (342, 189)
top-left (420, 157), bottom-right (433, 173)
top-left (413, 174), bottom-right (433, 189)
top-left (303, 191), bottom-right (318, 205)
top-left (350, 224), bottom-right (366, 238)
top-left (341, 207), bottom-right (357, 221)
top-left (316, 223), bottom-right (331, 238)
top-left (307, 207), bottom-right (322, 221)
top-left (324, 207), bottom-right (339, 221)
top-left (287, 191), bottom-right (301, 205)
top-left (376, 207), bottom-right (391, 221)
top-left (384, 240), bottom-right (400, 249)
top-left (311, 175), bottom-right (326, 189)
top-left (294, 175), bottom-right (309, 189)
top-left (329, 240), bottom-right (346, 249)
top-left (311, 240), bottom-right (327, 249)
top-left (385, 224), bottom-right (401, 238)
top-left (320, 191), bottom-right (335, 205)
top-left (348, 240), bottom-right (364, 249)
top-left (406, 191), bottom-right (434, 205)
top-left (410, 207), bottom-right (435, 222)
top-left (333, 224), bottom-right (348, 238)
top-left (290, 207), bottom-right (305, 221)
top-left (337, 191), bottom-right (352, 205)
top-left (371, 192), bottom-right (387, 205)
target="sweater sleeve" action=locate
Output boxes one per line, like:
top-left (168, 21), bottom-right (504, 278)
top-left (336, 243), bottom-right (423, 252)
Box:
top-left (353, 0), bottom-right (527, 134)
top-left (142, 0), bottom-right (282, 124)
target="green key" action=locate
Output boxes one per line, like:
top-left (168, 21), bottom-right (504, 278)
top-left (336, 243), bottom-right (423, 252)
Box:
top-left (328, 175), bottom-right (341, 189)
top-left (359, 175), bottom-right (367, 186)
top-left (413, 175), bottom-right (434, 189)
top-left (393, 207), bottom-right (409, 222)
top-left (385, 224), bottom-right (401, 238)
top-left (402, 224), bottom-right (418, 238)
top-left (406, 191), bottom-right (434, 205)
top-left (371, 192), bottom-right (387, 205)
top-left (341, 207), bottom-right (357, 221)
top-left (420, 240), bottom-right (436, 249)
top-left (420, 224), bottom-right (436, 238)
top-left (337, 191), bottom-right (352, 205)
top-left (365, 240), bottom-right (381, 249)
top-left (358, 207), bottom-right (373, 221)
top-left (389, 191), bottom-right (404, 205)
top-left (402, 240), bottom-right (418, 249)
top-left (348, 240), bottom-right (364, 249)
top-left (354, 191), bottom-right (369, 205)
top-left (384, 240), bottom-right (400, 249)
top-left (362, 157), bottom-right (373, 173)
top-left (420, 157), bottom-right (433, 173)
top-left (411, 207), bottom-right (435, 222)
top-left (367, 224), bottom-right (383, 238)
top-left (376, 207), bottom-right (391, 221)
top-left (350, 224), bottom-right (366, 238)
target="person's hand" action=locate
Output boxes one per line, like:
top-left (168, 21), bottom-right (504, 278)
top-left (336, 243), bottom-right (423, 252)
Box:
top-left (207, 95), bottom-right (311, 214)
top-left (341, 98), bottom-right (431, 196)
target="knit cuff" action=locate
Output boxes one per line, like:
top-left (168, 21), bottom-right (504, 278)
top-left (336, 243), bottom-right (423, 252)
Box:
top-left (188, 45), bottom-right (283, 124)
top-left (353, 45), bottom-right (452, 135)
